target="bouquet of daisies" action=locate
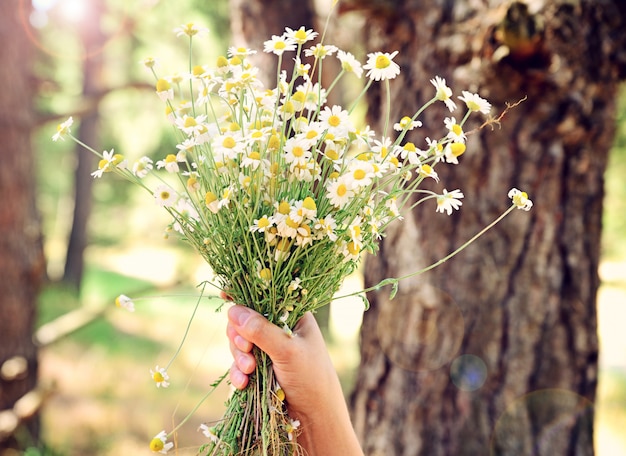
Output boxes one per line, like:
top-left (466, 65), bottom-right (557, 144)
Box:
top-left (53, 14), bottom-right (532, 456)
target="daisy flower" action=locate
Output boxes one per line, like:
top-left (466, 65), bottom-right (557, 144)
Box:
top-left (156, 154), bottom-right (180, 173)
top-left (263, 35), bottom-right (296, 55)
top-left (363, 51), bottom-right (400, 81)
top-left (326, 176), bottom-right (355, 209)
top-left (285, 26), bottom-right (318, 45)
top-left (508, 188), bottom-right (533, 211)
top-left (304, 43), bottom-right (338, 59)
top-left (150, 366), bottom-right (170, 388)
top-left (319, 105), bottom-right (353, 138)
top-left (199, 424), bottom-right (219, 443)
top-left (283, 136), bottom-right (312, 168)
top-left (394, 116), bottom-right (422, 132)
top-left (419, 163), bottom-right (439, 182)
top-left (314, 216), bottom-right (338, 241)
top-left (115, 294), bottom-right (135, 312)
top-left (458, 90), bottom-right (491, 114)
top-left (91, 149), bottom-right (127, 178)
top-left (52, 117), bottom-right (73, 141)
top-left (436, 189), bottom-right (464, 215)
top-left (285, 418), bottom-right (301, 441)
top-left (155, 78), bottom-right (174, 102)
top-left (336, 50), bottom-right (363, 78)
top-left (227, 46), bottom-right (257, 58)
top-left (149, 430), bottom-right (174, 454)
top-left (430, 75), bottom-right (457, 112)
top-left (133, 156), bottom-right (153, 178)
top-left (173, 22), bottom-right (209, 37)
top-left (444, 117), bottom-right (466, 143)
top-left (153, 185), bottom-right (177, 207)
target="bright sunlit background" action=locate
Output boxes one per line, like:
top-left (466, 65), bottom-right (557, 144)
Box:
top-left (22, 0), bottom-right (626, 454)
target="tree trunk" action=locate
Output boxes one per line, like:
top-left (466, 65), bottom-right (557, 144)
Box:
top-left (230, 0), bottom-right (317, 85)
top-left (63, 0), bottom-right (106, 290)
top-left (348, 1), bottom-right (626, 455)
top-left (0, 0), bottom-right (46, 450)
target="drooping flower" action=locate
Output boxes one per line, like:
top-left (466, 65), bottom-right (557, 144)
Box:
top-left (430, 76), bottom-right (457, 112)
top-left (508, 188), bottom-right (533, 211)
top-left (149, 430), bottom-right (173, 454)
top-left (436, 189), bottom-right (464, 215)
top-left (115, 294), bottom-right (135, 312)
top-left (363, 51), bottom-right (400, 81)
top-left (199, 424), bottom-right (219, 443)
top-left (52, 117), bottom-right (74, 141)
top-left (336, 50), bottom-right (363, 78)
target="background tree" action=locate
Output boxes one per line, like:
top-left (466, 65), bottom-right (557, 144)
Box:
top-left (0, 0), bottom-right (46, 450)
top-left (345, 1), bottom-right (626, 455)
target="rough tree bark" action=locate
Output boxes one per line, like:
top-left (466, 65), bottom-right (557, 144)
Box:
top-left (0, 0), bottom-right (46, 450)
top-left (347, 1), bottom-right (626, 455)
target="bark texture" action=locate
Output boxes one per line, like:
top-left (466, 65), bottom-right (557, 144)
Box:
top-left (349, 1), bottom-right (626, 455)
top-left (0, 0), bottom-right (46, 450)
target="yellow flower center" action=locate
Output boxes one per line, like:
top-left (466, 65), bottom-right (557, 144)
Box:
top-left (294, 29), bottom-right (308, 42)
top-left (375, 55), bottom-right (391, 69)
top-left (149, 438), bottom-right (164, 452)
top-left (328, 115), bottom-right (341, 127)
top-left (403, 142), bottom-right (417, 153)
top-left (353, 169), bottom-right (366, 180)
top-left (452, 124), bottom-right (463, 136)
top-left (451, 143), bottom-right (466, 157)
top-left (258, 217), bottom-right (270, 229)
top-left (165, 154), bottom-right (177, 163)
top-left (303, 197), bottom-right (316, 211)
top-left (347, 242), bottom-right (360, 255)
top-left (259, 268), bottom-right (272, 281)
top-left (278, 201), bottom-right (291, 215)
top-left (184, 117), bottom-right (197, 128)
top-left (205, 191), bottom-right (217, 206)
top-left (249, 151), bottom-right (260, 161)
top-left (156, 79), bottom-right (170, 92)
top-left (292, 146), bottom-right (304, 158)
top-left (216, 55), bottom-right (229, 67)
top-left (326, 149), bottom-right (339, 161)
top-left (153, 371), bottom-right (165, 383)
top-left (337, 183), bottom-right (348, 197)
top-left (222, 137), bottom-right (236, 148)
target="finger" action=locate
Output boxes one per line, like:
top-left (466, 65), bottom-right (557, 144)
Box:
top-left (229, 362), bottom-right (249, 390)
top-left (229, 341), bottom-right (256, 374)
top-left (227, 323), bottom-right (253, 352)
top-left (228, 306), bottom-right (288, 358)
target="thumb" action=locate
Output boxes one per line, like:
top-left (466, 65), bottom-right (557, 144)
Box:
top-left (227, 305), bottom-right (289, 358)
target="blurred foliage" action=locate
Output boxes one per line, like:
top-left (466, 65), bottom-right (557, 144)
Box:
top-left (602, 85), bottom-right (626, 261)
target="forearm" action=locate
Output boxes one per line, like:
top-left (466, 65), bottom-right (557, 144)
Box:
top-left (296, 402), bottom-right (363, 456)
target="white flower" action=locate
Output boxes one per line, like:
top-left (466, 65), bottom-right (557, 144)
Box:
top-left (363, 51), bottom-right (400, 81)
top-left (150, 366), bottom-right (170, 388)
top-left (199, 424), bottom-right (219, 443)
top-left (326, 176), bottom-right (354, 209)
top-left (133, 156), bottom-right (153, 178)
top-left (156, 154), bottom-right (180, 173)
top-left (394, 116), bottom-right (422, 132)
top-left (52, 117), bottom-right (73, 141)
top-left (436, 189), bottom-right (464, 215)
top-left (173, 23), bottom-right (209, 37)
top-left (263, 34), bottom-right (296, 55)
top-left (444, 117), bottom-right (466, 143)
top-left (430, 76), bottom-right (457, 112)
top-left (284, 26), bottom-right (318, 45)
top-left (458, 90), bottom-right (491, 114)
top-left (153, 185), bottom-right (177, 207)
top-left (508, 188), bottom-right (533, 211)
top-left (149, 430), bottom-right (174, 454)
top-left (304, 43), bottom-right (338, 59)
top-left (337, 50), bottom-right (363, 78)
top-left (115, 294), bottom-right (135, 312)
top-left (319, 105), bottom-right (353, 138)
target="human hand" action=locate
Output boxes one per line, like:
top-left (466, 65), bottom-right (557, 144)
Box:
top-left (226, 305), bottom-right (363, 455)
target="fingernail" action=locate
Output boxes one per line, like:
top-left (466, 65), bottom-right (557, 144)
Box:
top-left (229, 305), bottom-right (251, 326)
